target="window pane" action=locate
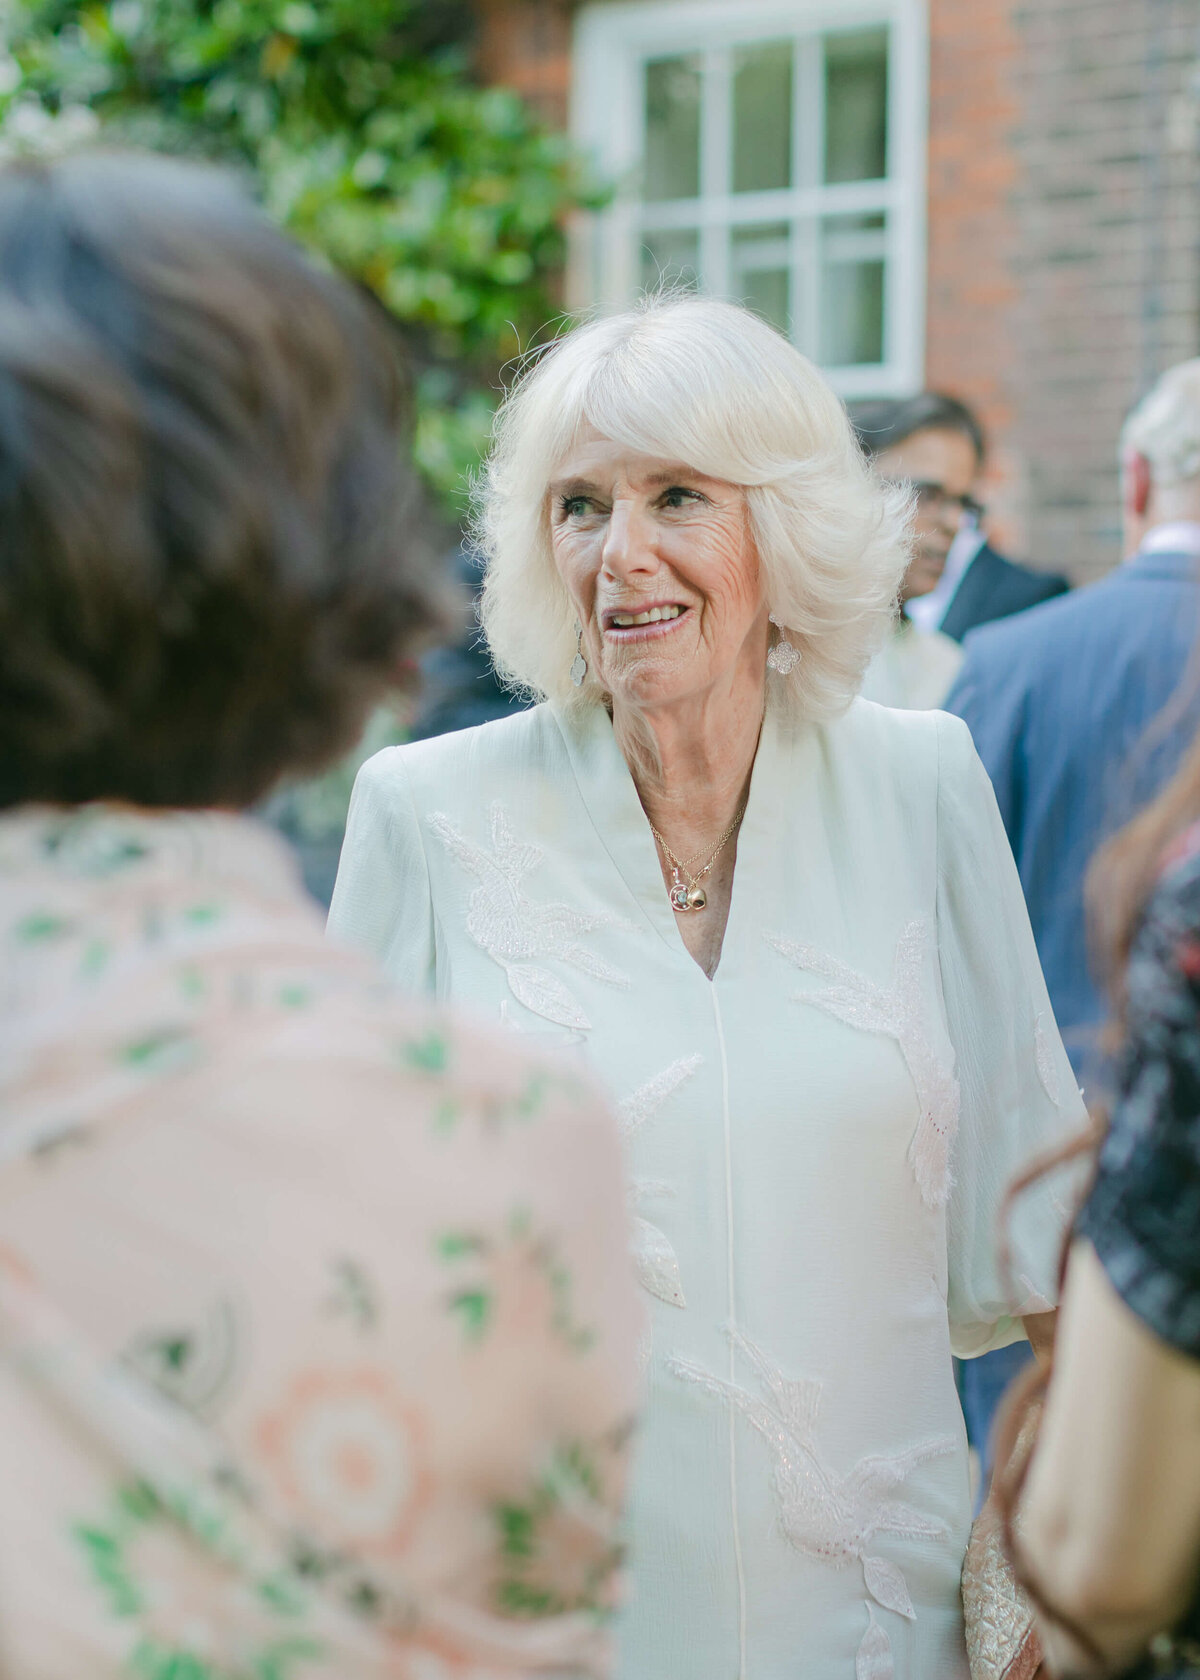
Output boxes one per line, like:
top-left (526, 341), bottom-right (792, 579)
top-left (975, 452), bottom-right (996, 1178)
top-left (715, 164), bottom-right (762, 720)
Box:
top-left (732, 222), bottom-right (790, 333)
top-left (824, 27), bottom-right (888, 184)
top-left (733, 41), bottom-right (792, 194)
top-left (641, 227), bottom-right (701, 292)
top-left (645, 56), bottom-right (702, 201)
top-left (820, 218), bottom-right (884, 364)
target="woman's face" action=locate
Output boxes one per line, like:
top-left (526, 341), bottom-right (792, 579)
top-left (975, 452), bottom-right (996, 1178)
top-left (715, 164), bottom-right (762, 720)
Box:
top-left (548, 431), bottom-right (768, 713)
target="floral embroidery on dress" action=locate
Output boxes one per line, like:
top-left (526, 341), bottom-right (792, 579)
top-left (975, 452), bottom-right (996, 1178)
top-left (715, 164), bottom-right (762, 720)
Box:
top-left (672, 1328), bottom-right (954, 1678)
top-left (856, 1602), bottom-right (894, 1680)
top-left (429, 804), bottom-right (632, 1031)
top-left (1033, 1013), bottom-right (1062, 1109)
top-left (617, 1057), bottom-right (702, 1310)
top-left (769, 921), bottom-right (960, 1207)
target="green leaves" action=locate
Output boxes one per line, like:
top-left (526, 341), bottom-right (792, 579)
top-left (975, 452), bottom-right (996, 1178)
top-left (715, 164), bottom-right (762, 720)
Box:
top-left (1, 0), bottom-right (606, 511)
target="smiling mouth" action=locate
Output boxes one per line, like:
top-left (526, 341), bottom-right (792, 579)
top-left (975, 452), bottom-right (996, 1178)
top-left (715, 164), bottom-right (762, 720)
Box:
top-left (603, 603), bottom-right (689, 633)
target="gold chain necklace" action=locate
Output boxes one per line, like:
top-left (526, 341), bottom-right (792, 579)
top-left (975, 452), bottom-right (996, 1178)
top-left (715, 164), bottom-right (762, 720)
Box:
top-left (649, 803), bottom-right (747, 913)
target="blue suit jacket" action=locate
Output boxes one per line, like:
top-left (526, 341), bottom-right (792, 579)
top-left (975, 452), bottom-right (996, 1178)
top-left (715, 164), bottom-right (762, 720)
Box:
top-left (944, 548), bottom-right (1200, 1082)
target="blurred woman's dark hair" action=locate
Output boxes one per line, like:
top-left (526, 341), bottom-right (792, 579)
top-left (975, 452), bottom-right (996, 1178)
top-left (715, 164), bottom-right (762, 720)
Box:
top-left (0, 149), bottom-right (443, 812)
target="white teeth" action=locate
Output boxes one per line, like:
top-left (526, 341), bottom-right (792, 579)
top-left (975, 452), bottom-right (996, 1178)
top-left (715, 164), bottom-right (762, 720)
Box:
top-left (609, 605), bottom-right (683, 628)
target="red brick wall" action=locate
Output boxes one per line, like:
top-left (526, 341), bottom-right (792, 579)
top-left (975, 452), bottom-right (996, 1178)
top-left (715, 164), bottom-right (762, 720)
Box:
top-left (474, 0), bottom-right (1200, 579)
top-left (925, 0), bottom-right (1025, 556)
top-left (474, 0), bottom-right (571, 124)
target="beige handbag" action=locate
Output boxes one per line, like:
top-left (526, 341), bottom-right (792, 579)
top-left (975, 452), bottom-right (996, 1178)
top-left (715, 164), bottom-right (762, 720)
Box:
top-left (962, 1497), bottom-right (1044, 1680)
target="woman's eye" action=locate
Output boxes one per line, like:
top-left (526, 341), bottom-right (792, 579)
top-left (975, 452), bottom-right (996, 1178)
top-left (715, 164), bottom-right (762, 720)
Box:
top-left (662, 486), bottom-right (700, 508)
top-left (559, 495), bottom-right (592, 519)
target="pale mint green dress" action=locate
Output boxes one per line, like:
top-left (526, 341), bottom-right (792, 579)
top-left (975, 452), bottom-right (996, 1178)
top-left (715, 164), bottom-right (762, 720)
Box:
top-left (328, 694), bottom-right (1083, 1680)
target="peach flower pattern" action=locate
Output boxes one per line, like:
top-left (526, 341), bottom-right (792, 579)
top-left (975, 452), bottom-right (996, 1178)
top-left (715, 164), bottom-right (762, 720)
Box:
top-left (0, 806), bottom-right (638, 1679)
top-left (258, 1369), bottom-right (433, 1556)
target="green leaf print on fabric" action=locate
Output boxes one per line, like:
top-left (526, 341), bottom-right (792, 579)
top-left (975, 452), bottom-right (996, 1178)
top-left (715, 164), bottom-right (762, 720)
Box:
top-left (82, 938), bottom-right (111, 979)
top-left (118, 1026), bottom-right (201, 1076)
top-left (73, 1481), bottom-right (325, 1680)
top-left (323, 1258), bottom-right (379, 1333)
top-left (436, 1216), bottom-right (595, 1353)
top-left (432, 1096), bottom-right (461, 1136)
top-left (491, 1442), bottom-right (621, 1623)
top-left (400, 1030), bottom-right (452, 1075)
top-left (449, 1288), bottom-right (493, 1341)
top-left (183, 903), bottom-right (223, 928)
top-left (123, 1299), bottom-right (241, 1418)
top-left (14, 910), bottom-right (72, 942)
top-left (30, 1120), bottom-right (93, 1164)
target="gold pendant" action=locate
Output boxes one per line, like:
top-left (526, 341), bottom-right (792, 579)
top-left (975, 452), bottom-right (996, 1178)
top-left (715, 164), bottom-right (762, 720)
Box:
top-left (669, 881), bottom-right (692, 913)
top-left (686, 886), bottom-right (707, 910)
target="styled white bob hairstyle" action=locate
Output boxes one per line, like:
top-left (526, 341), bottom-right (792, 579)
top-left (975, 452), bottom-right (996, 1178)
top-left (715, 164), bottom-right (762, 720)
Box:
top-left (474, 294), bottom-right (910, 719)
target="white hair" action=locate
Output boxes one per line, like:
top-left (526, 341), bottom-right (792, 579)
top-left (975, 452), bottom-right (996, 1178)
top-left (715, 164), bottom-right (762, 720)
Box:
top-left (1122, 358), bottom-right (1200, 488)
top-left (473, 295), bottom-right (910, 719)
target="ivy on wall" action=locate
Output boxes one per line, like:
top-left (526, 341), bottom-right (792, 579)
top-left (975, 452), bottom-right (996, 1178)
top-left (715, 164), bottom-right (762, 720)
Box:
top-left (0, 0), bottom-right (604, 511)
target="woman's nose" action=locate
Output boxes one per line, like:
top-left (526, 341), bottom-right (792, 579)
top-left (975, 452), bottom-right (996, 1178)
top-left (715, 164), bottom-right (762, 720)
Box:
top-left (601, 503), bottom-right (660, 580)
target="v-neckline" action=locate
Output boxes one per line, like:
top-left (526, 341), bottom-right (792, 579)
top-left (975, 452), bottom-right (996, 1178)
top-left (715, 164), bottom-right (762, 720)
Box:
top-left (549, 698), bottom-right (784, 983)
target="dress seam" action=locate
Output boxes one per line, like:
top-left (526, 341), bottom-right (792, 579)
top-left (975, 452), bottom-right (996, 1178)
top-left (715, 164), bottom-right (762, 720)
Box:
top-left (711, 984), bottom-right (748, 1680)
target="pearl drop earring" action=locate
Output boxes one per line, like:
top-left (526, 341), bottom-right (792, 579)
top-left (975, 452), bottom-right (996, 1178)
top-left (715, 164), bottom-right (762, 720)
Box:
top-left (766, 613), bottom-right (801, 675)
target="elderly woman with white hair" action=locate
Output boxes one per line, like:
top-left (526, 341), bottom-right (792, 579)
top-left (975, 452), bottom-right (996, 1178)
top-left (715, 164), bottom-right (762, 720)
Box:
top-left (329, 297), bottom-right (1083, 1680)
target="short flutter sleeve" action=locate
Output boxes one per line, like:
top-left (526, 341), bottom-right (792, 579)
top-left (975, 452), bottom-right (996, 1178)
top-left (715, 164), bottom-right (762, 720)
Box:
top-left (1077, 838), bottom-right (1200, 1356)
top-left (935, 713), bottom-right (1087, 1357)
top-left (328, 747), bottom-right (435, 991)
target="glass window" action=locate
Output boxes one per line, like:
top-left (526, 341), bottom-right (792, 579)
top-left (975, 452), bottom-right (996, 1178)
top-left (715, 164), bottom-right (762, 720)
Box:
top-left (732, 41), bottom-right (792, 194)
top-left (824, 28), bottom-right (889, 184)
top-left (573, 3), bottom-right (919, 392)
top-left (641, 227), bottom-right (701, 291)
top-left (732, 223), bottom-right (791, 333)
top-left (821, 214), bottom-right (886, 364)
top-left (644, 55), bottom-right (702, 201)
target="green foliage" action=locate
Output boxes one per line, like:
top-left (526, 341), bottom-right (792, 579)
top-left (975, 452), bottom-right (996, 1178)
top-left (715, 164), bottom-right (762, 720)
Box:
top-left (0, 0), bottom-right (604, 509)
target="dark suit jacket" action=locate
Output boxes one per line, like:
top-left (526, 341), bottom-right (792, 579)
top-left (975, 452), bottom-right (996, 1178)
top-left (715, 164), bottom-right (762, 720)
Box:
top-left (939, 542), bottom-right (1070, 643)
top-left (944, 548), bottom-right (1200, 1082)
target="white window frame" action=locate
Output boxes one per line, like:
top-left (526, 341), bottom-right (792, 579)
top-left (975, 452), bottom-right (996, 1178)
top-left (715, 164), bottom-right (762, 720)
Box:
top-left (569, 0), bottom-right (928, 397)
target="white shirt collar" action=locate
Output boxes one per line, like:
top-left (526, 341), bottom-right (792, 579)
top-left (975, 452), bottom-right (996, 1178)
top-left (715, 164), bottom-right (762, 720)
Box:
top-left (1137, 521), bottom-right (1200, 559)
top-left (905, 520), bottom-right (985, 634)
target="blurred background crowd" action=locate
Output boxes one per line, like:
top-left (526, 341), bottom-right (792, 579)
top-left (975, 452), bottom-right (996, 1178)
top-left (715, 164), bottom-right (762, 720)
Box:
top-left (5, 0), bottom-right (1196, 899)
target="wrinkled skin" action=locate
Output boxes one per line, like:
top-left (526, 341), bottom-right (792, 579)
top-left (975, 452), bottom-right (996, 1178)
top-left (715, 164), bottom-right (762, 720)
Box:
top-left (547, 429), bottom-right (768, 720)
top-left (547, 428), bottom-right (769, 977)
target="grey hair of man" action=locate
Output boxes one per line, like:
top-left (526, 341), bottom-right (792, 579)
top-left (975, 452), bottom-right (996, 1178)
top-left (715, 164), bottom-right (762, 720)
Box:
top-left (1121, 359), bottom-right (1200, 489)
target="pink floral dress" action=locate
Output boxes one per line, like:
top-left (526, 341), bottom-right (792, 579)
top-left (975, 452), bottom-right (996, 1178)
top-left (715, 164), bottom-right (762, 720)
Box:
top-left (0, 805), bottom-right (640, 1680)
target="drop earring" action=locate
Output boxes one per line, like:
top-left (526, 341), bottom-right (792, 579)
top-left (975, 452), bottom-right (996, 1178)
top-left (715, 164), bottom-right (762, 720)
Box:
top-left (570, 622), bottom-right (588, 688)
top-left (766, 612), bottom-right (801, 675)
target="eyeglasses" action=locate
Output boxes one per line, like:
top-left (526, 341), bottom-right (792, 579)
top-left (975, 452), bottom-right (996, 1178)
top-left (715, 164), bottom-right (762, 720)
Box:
top-left (893, 479), bottom-right (985, 522)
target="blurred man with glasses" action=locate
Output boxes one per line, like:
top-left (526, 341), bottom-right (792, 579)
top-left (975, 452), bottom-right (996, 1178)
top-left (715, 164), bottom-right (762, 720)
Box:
top-left (851, 392), bottom-right (1069, 642)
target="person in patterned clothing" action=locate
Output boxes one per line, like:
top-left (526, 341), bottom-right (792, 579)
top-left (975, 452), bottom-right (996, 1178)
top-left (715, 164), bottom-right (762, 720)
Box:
top-left (0, 150), bottom-right (640, 1680)
top-left (1013, 720), bottom-right (1200, 1676)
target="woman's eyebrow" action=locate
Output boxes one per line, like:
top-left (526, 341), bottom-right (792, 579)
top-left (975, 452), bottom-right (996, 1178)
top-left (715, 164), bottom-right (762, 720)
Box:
top-left (548, 476), bottom-right (597, 498)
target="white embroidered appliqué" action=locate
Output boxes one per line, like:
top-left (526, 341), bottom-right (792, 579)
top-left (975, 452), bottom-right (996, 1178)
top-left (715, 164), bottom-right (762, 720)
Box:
top-left (617, 1057), bottom-right (702, 1309)
top-left (1033, 1013), bottom-right (1062, 1109)
top-left (856, 1603), bottom-right (894, 1680)
top-left (672, 1328), bottom-right (953, 1678)
top-left (429, 803), bottom-right (631, 1031)
top-left (769, 921), bottom-right (960, 1208)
